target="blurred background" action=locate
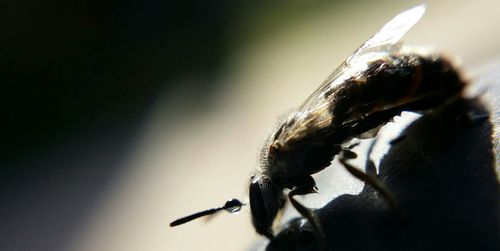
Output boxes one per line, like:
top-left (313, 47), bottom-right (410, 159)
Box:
top-left (1, 0), bottom-right (499, 251)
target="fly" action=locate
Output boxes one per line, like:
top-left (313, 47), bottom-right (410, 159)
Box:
top-left (170, 4), bottom-right (467, 250)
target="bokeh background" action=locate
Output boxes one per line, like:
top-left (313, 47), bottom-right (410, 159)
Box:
top-left (1, 0), bottom-right (499, 251)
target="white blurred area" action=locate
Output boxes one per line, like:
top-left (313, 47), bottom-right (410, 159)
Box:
top-left (66, 1), bottom-right (500, 251)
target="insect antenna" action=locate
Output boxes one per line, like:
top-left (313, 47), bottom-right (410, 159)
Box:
top-left (170, 198), bottom-right (245, 227)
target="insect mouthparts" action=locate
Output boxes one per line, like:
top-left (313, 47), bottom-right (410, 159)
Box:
top-left (170, 198), bottom-right (245, 227)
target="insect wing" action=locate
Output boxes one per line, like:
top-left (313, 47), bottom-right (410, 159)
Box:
top-left (347, 4), bottom-right (426, 64)
top-left (300, 4), bottom-right (426, 111)
top-left (276, 5), bottom-right (426, 145)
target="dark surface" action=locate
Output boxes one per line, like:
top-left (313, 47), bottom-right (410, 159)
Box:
top-left (267, 96), bottom-right (499, 250)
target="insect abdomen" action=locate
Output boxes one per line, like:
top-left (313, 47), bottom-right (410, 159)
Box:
top-left (330, 53), bottom-right (466, 127)
top-left (410, 53), bottom-right (466, 109)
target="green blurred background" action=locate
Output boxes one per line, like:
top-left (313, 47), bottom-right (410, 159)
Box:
top-left (1, 0), bottom-right (499, 250)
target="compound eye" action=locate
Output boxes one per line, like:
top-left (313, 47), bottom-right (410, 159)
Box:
top-left (249, 176), bottom-right (282, 238)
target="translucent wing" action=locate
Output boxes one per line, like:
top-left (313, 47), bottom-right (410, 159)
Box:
top-left (277, 5), bottom-right (426, 145)
top-left (347, 4), bottom-right (426, 64)
top-left (300, 4), bottom-right (425, 110)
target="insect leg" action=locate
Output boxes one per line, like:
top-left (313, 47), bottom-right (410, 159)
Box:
top-left (288, 176), bottom-right (326, 251)
top-left (338, 149), bottom-right (399, 209)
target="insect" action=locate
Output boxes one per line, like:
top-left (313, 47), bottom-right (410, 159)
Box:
top-left (171, 4), bottom-right (467, 250)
